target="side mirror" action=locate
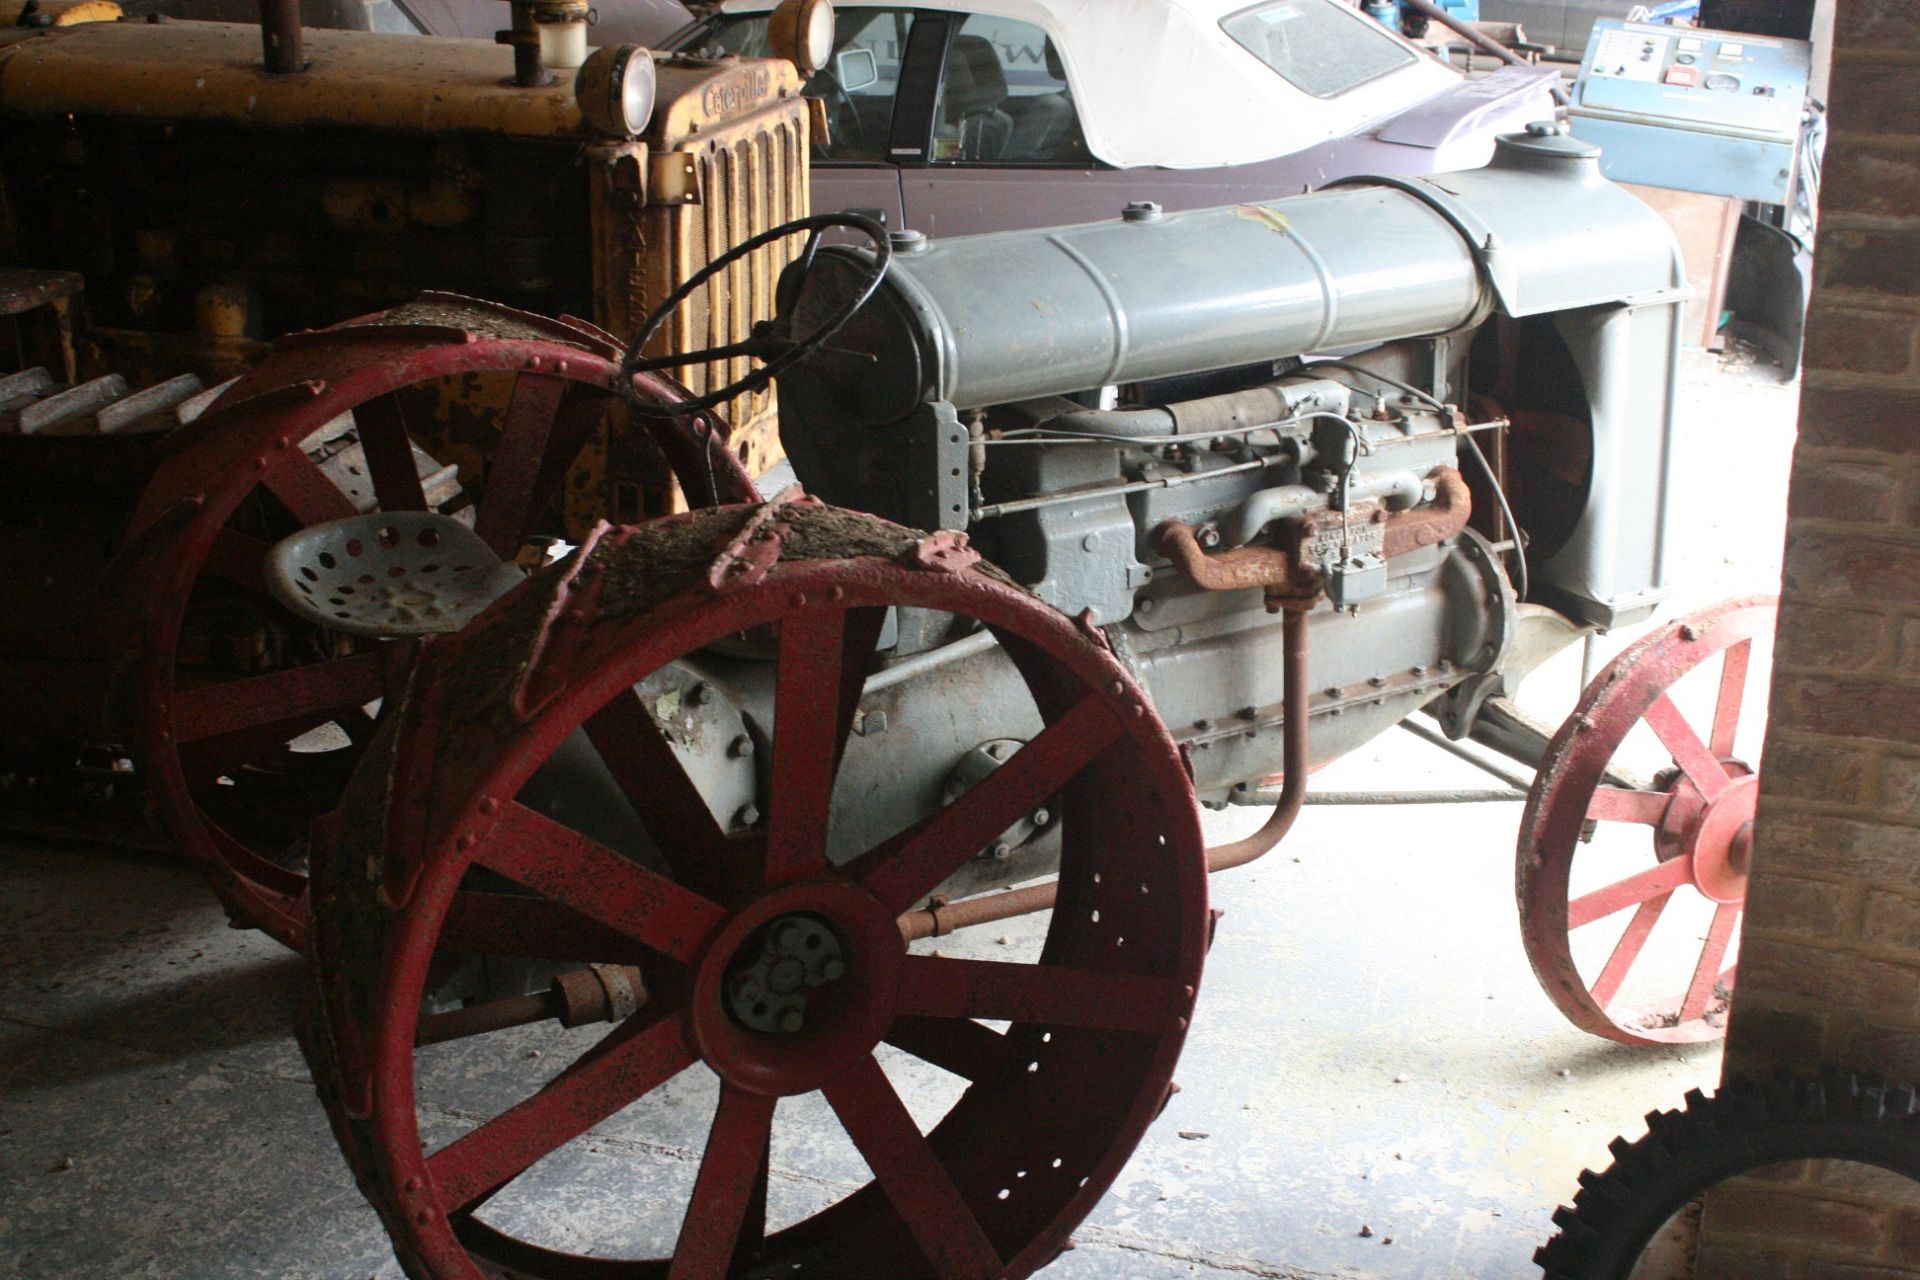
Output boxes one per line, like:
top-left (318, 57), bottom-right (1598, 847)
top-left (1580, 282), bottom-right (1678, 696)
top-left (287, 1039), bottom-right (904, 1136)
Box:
top-left (768, 0), bottom-right (834, 77)
top-left (835, 45), bottom-right (878, 92)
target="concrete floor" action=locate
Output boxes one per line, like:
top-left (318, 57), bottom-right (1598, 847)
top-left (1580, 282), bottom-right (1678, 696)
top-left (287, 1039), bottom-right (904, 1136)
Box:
top-left (0, 346), bottom-right (1798, 1279)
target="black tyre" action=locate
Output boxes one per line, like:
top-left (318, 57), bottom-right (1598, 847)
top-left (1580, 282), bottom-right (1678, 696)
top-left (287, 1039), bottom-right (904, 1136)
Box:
top-left (1537, 1070), bottom-right (1920, 1279)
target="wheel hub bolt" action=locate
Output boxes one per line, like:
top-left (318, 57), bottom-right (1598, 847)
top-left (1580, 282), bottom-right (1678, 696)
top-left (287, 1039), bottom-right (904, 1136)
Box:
top-left (724, 912), bottom-right (848, 1035)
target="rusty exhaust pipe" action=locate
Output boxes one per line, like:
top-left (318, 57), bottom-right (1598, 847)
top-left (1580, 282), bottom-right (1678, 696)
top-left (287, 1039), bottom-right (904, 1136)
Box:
top-left (260, 0), bottom-right (304, 73)
top-left (898, 608), bottom-right (1311, 941)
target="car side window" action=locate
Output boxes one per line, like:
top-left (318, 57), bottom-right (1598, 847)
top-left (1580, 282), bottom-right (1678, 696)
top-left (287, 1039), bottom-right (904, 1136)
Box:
top-left (697, 10), bottom-right (913, 163)
top-left (807, 9), bottom-right (915, 162)
top-left (931, 15), bottom-right (1090, 165)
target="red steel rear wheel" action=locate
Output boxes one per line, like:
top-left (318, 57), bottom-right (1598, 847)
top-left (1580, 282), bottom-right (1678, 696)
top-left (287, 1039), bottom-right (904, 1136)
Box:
top-left (1517, 597), bottom-right (1776, 1045)
top-left (302, 503), bottom-right (1208, 1280)
top-left (117, 295), bottom-right (753, 950)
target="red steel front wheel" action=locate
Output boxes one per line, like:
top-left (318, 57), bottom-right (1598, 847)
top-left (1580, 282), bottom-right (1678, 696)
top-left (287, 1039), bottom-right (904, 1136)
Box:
top-left (303, 503), bottom-right (1209, 1279)
top-left (1517, 597), bottom-right (1776, 1045)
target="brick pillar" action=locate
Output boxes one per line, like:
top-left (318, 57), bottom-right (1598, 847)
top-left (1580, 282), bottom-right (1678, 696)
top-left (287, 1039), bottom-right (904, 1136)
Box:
top-left (1722, 0), bottom-right (1920, 1086)
top-left (1689, 4), bottom-right (1920, 1271)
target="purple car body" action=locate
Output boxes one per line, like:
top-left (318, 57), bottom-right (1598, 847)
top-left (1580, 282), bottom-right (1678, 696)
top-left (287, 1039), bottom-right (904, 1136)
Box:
top-left (668, 0), bottom-right (1560, 238)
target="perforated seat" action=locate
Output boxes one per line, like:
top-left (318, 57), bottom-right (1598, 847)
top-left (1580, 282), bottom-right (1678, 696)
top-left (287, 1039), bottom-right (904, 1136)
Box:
top-left (264, 512), bottom-right (527, 638)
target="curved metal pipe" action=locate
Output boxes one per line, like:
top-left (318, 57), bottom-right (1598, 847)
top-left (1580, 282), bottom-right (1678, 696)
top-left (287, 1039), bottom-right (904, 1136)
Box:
top-left (1197, 607), bottom-right (1309, 873)
top-left (897, 608), bottom-right (1311, 941)
top-left (1399, 0), bottom-right (1570, 106)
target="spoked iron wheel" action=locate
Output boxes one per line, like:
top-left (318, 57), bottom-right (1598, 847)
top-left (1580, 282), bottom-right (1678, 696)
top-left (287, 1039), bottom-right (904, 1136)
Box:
top-left (1517, 596), bottom-right (1776, 1045)
top-left (303, 502), bottom-right (1207, 1280)
top-left (118, 294), bottom-right (755, 950)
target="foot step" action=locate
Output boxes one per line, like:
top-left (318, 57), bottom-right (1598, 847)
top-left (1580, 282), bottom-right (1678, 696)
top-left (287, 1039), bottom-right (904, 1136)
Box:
top-left (93, 373), bottom-right (205, 435)
top-left (11, 374), bottom-right (128, 434)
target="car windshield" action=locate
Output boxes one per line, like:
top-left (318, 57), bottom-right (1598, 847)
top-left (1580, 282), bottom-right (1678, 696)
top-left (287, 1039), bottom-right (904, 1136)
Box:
top-left (1220, 0), bottom-right (1416, 98)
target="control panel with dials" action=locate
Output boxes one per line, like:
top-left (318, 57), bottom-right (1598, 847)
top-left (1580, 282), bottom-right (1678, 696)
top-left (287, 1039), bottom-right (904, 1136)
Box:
top-left (1568, 18), bottom-right (1812, 203)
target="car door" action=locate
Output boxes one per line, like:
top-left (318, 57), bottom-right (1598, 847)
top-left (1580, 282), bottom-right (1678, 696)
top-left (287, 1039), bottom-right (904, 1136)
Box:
top-left (804, 7), bottom-right (921, 233)
top-left (896, 11), bottom-right (1123, 238)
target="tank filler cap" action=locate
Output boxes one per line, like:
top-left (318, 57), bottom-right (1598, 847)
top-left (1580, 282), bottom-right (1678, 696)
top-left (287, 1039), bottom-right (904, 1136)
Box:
top-left (1122, 201), bottom-right (1164, 223)
top-left (888, 229), bottom-right (930, 254)
top-left (1493, 121), bottom-right (1603, 168)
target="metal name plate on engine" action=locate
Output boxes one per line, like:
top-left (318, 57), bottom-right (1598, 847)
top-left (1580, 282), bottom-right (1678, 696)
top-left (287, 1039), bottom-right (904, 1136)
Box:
top-left (1301, 506), bottom-right (1387, 607)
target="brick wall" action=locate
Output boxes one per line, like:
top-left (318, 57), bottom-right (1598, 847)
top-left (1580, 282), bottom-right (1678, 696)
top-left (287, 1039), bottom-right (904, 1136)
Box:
top-left (1697, 1162), bottom-right (1920, 1276)
top-left (1700, 0), bottom-right (1920, 1271)
top-left (1722, 0), bottom-right (1920, 1086)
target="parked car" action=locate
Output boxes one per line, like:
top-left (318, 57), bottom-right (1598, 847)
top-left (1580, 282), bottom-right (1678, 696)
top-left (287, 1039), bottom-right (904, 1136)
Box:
top-left (665, 0), bottom-right (1559, 237)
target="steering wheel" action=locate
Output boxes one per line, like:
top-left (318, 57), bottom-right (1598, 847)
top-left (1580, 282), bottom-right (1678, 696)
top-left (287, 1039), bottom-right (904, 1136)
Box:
top-left (811, 71), bottom-right (868, 155)
top-left (622, 212), bottom-right (892, 416)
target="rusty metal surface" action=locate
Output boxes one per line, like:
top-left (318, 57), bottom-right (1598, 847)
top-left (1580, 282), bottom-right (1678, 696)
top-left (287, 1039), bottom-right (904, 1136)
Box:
top-left (0, 0), bottom-right (118, 22)
top-left (1382, 466), bottom-right (1472, 558)
top-left (258, 0), bottom-right (303, 73)
top-left (1154, 520), bottom-right (1320, 613)
top-left (0, 266), bottom-right (81, 317)
top-left (302, 499), bottom-right (1207, 1279)
top-left (0, 24), bottom-right (590, 138)
top-left (1515, 596), bottom-right (1776, 1046)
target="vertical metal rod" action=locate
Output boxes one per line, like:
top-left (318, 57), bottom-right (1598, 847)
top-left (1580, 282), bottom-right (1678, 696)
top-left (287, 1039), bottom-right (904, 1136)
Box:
top-left (260, 0), bottom-right (304, 73)
top-left (1397, 0), bottom-right (1570, 106)
top-left (1580, 633), bottom-right (1601, 693)
top-left (896, 608), bottom-right (1312, 941)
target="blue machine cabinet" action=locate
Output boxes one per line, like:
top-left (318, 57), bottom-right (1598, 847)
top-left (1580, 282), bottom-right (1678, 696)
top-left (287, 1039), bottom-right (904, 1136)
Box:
top-left (1569, 18), bottom-right (1811, 204)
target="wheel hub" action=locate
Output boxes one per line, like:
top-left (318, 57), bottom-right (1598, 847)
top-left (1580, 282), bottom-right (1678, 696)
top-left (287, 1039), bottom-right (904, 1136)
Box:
top-left (1658, 769), bottom-right (1758, 904)
top-left (689, 880), bottom-right (903, 1097)
top-left (724, 912), bottom-right (848, 1034)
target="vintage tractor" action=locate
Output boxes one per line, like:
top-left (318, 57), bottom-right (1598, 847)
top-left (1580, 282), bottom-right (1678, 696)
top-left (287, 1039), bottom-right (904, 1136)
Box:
top-left (283, 124), bottom-right (1776, 1277)
top-left (0, 3), bottom-right (821, 947)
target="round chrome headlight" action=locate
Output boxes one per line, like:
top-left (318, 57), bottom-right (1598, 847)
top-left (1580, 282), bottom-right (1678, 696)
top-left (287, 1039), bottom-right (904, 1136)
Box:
top-left (769, 0), bottom-right (834, 78)
top-left (575, 44), bottom-right (657, 138)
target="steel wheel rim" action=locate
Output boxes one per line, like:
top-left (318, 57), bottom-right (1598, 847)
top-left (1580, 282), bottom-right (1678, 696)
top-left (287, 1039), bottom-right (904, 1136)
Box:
top-left (121, 299), bottom-right (741, 950)
top-left (1517, 596), bottom-right (1776, 1046)
top-left (307, 509), bottom-right (1208, 1280)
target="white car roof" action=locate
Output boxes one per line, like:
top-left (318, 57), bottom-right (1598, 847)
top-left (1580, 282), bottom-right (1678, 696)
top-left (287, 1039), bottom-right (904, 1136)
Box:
top-left (715, 0), bottom-right (1461, 168)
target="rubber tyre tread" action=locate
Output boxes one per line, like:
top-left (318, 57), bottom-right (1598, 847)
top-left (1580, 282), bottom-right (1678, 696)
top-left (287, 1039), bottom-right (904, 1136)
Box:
top-left (1535, 1069), bottom-right (1920, 1279)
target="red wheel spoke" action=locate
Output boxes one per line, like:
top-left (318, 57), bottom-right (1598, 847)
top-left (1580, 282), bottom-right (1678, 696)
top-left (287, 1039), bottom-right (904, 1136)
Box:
top-left (667, 1085), bottom-right (777, 1280)
top-left (1680, 902), bottom-right (1741, 1022)
top-left (474, 374), bottom-right (570, 556)
top-left (1568, 858), bottom-right (1695, 930)
top-left (1645, 694), bottom-right (1731, 798)
top-left (1587, 786), bottom-right (1673, 827)
top-left (353, 391), bottom-right (430, 513)
top-left (478, 803), bottom-right (727, 965)
top-left (204, 527), bottom-right (270, 593)
top-left (852, 693), bottom-right (1124, 913)
top-left (884, 1015), bottom-right (1018, 1084)
top-left (822, 1054), bottom-right (1002, 1280)
top-left (1589, 893), bottom-right (1672, 1008)
top-left (1710, 639), bottom-right (1752, 759)
top-left (584, 690), bottom-right (729, 873)
top-left (763, 606), bottom-right (883, 885)
top-left (429, 1009), bottom-right (694, 1212)
top-left (439, 890), bottom-right (652, 965)
top-left (261, 449), bottom-right (358, 525)
top-left (897, 954), bottom-right (1185, 1034)
top-left (172, 651), bottom-right (386, 744)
